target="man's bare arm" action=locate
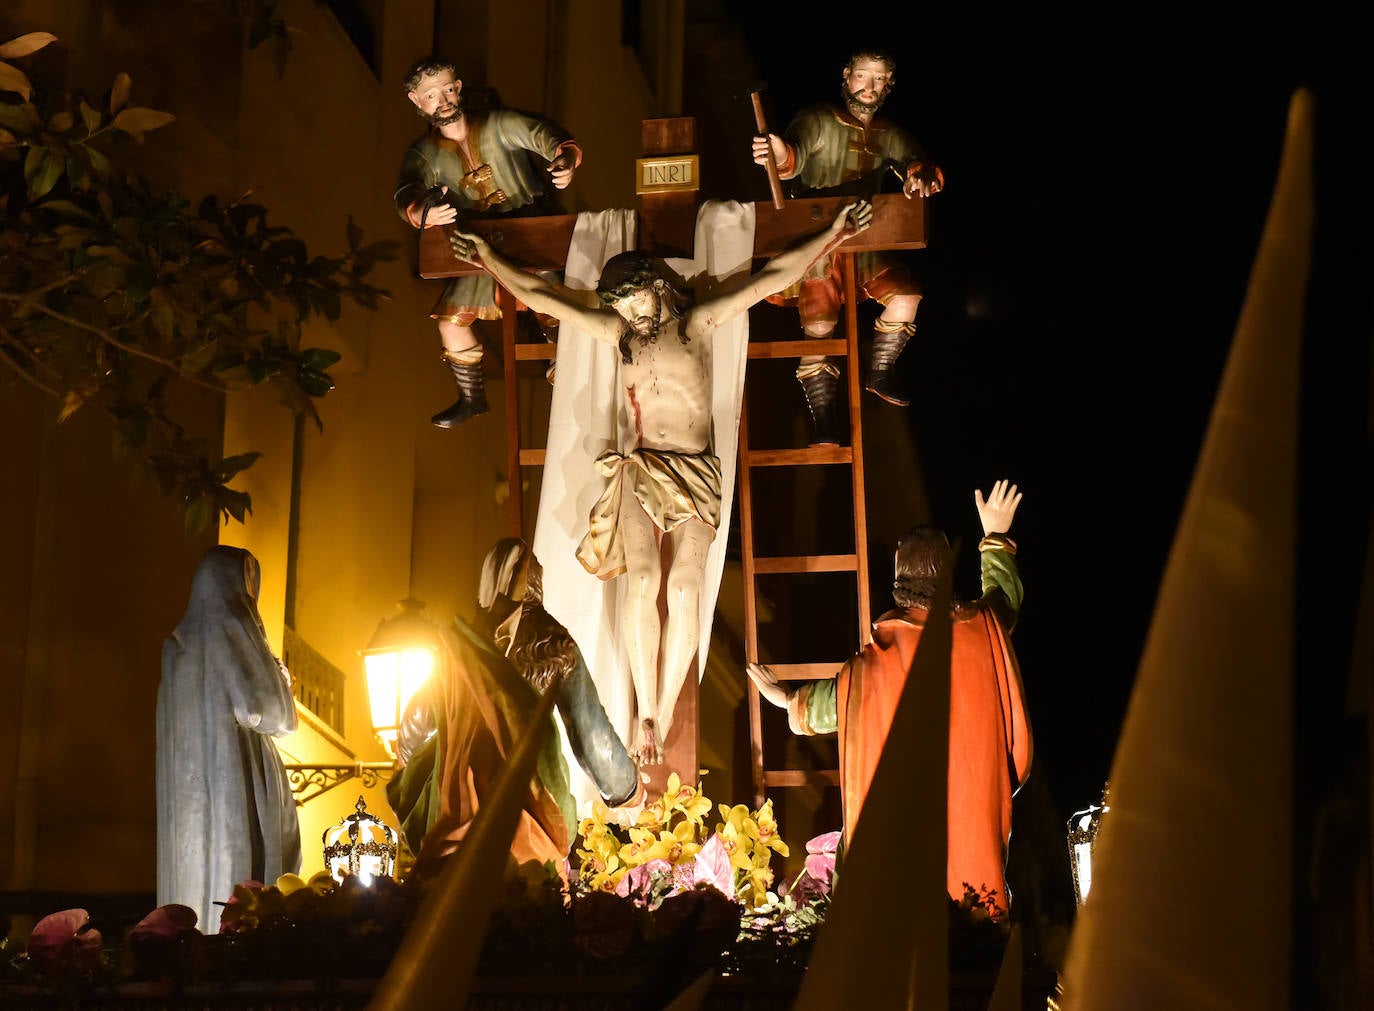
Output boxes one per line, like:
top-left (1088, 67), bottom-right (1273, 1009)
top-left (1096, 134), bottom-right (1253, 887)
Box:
top-left (685, 200), bottom-right (872, 340)
top-left (448, 230), bottom-right (624, 345)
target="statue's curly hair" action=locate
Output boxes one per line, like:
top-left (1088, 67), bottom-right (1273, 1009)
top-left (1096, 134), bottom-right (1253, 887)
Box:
top-left (507, 605), bottom-right (578, 694)
top-left (403, 57), bottom-right (459, 93)
top-left (892, 525), bottom-right (975, 618)
top-left (845, 48), bottom-right (897, 81)
top-left (595, 252), bottom-right (693, 364)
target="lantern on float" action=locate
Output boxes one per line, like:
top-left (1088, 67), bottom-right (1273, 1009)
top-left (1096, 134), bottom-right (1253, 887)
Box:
top-left (323, 796), bottom-right (397, 885)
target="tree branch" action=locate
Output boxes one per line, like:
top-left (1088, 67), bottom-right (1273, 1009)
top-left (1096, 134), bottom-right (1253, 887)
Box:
top-left (0, 344), bottom-right (59, 397)
top-left (8, 300), bottom-right (228, 392)
top-left (0, 322), bottom-right (59, 377)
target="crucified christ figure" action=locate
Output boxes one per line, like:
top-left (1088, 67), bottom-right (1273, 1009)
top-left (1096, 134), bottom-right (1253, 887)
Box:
top-left (450, 200), bottom-right (872, 765)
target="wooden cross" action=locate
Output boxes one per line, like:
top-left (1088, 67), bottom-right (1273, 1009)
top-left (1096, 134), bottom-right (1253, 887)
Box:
top-left (415, 117), bottom-right (927, 799)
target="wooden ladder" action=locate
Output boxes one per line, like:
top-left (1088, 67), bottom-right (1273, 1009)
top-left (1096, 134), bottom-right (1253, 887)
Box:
top-left (739, 253), bottom-right (872, 808)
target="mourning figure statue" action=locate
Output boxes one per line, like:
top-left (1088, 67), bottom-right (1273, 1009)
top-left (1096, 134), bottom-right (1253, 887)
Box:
top-left (156, 546), bottom-right (301, 932)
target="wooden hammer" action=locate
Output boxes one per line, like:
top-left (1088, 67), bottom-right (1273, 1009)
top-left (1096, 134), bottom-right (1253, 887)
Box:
top-left (749, 86), bottom-right (786, 210)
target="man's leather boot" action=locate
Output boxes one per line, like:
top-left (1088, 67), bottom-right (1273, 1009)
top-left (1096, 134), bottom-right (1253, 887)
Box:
top-left (800, 369), bottom-right (843, 446)
top-left (865, 319), bottom-right (916, 406)
top-left (431, 348), bottom-right (490, 428)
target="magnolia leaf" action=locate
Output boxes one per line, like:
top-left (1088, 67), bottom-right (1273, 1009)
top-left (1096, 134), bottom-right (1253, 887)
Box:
top-left (109, 71), bottom-right (131, 113)
top-left (301, 347), bottom-right (342, 369)
top-left (41, 198), bottom-right (96, 220)
top-left (109, 106), bottom-right (174, 142)
top-left (23, 144), bottom-right (42, 182)
top-left (183, 496), bottom-right (214, 538)
top-left (224, 489), bottom-right (251, 524)
top-left (78, 98), bottom-right (100, 134)
top-left (47, 109), bottom-right (74, 133)
top-left (0, 60), bottom-right (33, 101)
top-left (0, 103), bottom-right (31, 133)
top-left (82, 144), bottom-right (109, 176)
top-left (0, 31), bottom-right (58, 60)
top-left (0, 127), bottom-right (12, 143)
top-left (30, 153), bottom-right (63, 199)
top-left (296, 366), bottom-right (333, 397)
top-left (215, 452), bottom-right (261, 481)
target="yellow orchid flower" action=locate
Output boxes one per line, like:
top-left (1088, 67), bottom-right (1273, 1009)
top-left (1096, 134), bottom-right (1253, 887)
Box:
top-left (671, 780), bottom-right (712, 825)
top-left (716, 820), bottom-right (756, 873)
top-left (715, 802), bottom-right (755, 838)
top-left (274, 872), bottom-right (308, 895)
top-left (641, 820), bottom-right (701, 865)
top-left (753, 801), bottom-right (790, 858)
top-left (617, 825), bottom-right (660, 868)
top-left (636, 796), bottom-right (668, 831)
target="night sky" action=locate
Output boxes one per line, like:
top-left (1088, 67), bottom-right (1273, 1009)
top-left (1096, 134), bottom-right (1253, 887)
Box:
top-left (717, 11), bottom-right (1372, 833)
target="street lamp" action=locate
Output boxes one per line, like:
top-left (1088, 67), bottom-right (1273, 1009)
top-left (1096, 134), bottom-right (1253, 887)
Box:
top-left (361, 597), bottom-right (439, 759)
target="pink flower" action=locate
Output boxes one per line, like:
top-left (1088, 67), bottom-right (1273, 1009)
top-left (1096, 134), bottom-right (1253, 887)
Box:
top-left (803, 830), bottom-right (841, 883)
top-left (26, 908), bottom-right (103, 977)
top-left (128, 904), bottom-right (201, 977)
top-left (692, 833), bottom-right (735, 897)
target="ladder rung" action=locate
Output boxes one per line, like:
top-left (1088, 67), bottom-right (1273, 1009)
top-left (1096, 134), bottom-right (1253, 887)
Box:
top-left (763, 769), bottom-right (840, 788)
top-left (513, 344), bottom-right (557, 361)
top-left (747, 339), bottom-right (847, 359)
top-left (518, 449), bottom-right (546, 466)
top-left (753, 554), bottom-right (857, 574)
top-left (767, 662), bottom-right (844, 681)
top-left (746, 446), bottom-right (852, 466)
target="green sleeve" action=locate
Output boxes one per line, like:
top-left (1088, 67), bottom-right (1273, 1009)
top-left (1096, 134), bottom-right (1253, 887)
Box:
top-left (980, 548), bottom-right (1023, 632)
top-left (798, 677), bottom-right (839, 736)
top-left (490, 108), bottom-right (572, 161)
top-left (783, 107), bottom-right (826, 179)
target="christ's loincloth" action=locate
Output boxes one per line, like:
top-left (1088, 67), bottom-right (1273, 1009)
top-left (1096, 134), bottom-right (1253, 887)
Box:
top-left (575, 448), bottom-right (722, 580)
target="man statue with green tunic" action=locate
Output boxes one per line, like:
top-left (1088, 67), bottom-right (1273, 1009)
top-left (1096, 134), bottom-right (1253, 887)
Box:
top-left (394, 57), bottom-right (582, 428)
top-left (750, 48), bottom-right (943, 445)
top-left (748, 479), bottom-right (1032, 915)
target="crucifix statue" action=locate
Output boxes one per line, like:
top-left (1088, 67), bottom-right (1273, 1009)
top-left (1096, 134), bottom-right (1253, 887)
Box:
top-left (416, 116), bottom-right (927, 804)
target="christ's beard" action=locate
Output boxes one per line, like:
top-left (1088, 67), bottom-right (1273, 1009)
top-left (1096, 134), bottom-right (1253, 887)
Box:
top-left (842, 84), bottom-right (888, 117)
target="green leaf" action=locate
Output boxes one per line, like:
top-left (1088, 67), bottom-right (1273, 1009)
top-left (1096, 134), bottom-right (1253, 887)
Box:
top-left (0, 60), bottom-right (33, 101)
top-left (0, 32), bottom-right (58, 60)
top-left (109, 71), bottom-right (131, 114)
top-left (0, 103), bottom-right (31, 133)
top-left (215, 452), bottom-right (262, 481)
top-left (222, 489), bottom-right (252, 524)
top-left (183, 495), bottom-right (214, 538)
top-left (301, 348), bottom-right (342, 370)
top-left (47, 110), bottom-right (74, 133)
top-left (41, 199), bottom-right (96, 221)
top-left (23, 144), bottom-right (42, 182)
top-left (78, 99), bottom-right (100, 134)
top-left (109, 106), bottom-right (175, 143)
top-left (84, 144), bottom-right (109, 175)
top-left (295, 367), bottom-right (335, 398)
top-left (30, 154), bottom-right (63, 199)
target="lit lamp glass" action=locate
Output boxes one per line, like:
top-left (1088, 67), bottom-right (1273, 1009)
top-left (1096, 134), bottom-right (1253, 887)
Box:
top-left (362, 598), bottom-right (438, 758)
top-left (1067, 784), bottom-right (1110, 906)
top-left (323, 796), bottom-right (398, 886)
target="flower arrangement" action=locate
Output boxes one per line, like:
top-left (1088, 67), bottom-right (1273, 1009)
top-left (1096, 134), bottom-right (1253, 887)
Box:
top-left (572, 773), bottom-right (790, 909)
